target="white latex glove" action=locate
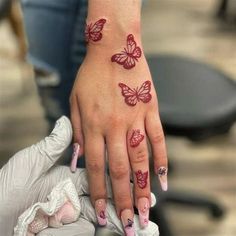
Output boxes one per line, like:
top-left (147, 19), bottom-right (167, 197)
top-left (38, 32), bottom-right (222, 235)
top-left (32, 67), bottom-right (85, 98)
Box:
top-left (0, 116), bottom-right (159, 236)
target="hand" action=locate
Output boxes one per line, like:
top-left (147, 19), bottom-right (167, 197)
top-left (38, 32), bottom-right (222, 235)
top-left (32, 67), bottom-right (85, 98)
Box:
top-left (70, 23), bottom-right (168, 233)
top-left (0, 117), bottom-right (159, 236)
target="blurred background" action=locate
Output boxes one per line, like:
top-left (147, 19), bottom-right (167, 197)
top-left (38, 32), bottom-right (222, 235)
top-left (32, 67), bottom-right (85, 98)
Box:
top-left (0, 0), bottom-right (235, 236)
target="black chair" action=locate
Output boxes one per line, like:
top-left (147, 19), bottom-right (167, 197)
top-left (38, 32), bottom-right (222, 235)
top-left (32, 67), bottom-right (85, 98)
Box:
top-left (147, 55), bottom-right (236, 236)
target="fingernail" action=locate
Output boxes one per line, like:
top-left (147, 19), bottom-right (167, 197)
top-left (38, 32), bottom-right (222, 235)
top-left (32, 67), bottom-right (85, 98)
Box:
top-left (95, 199), bottom-right (107, 226)
top-left (121, 209), bottom-right (134, 236)
top-left (138, 197), bottom-right (149, 228)
top-left (157, 166), bottom-right (168, 191)
top-left (150, 192), bottom-right (157, 207)
top-left (70, 143), bottom-right (80, 173)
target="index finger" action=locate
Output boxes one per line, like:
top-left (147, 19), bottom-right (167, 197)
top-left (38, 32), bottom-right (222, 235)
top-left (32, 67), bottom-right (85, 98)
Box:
top-left (145, 112), bottom-right (168, 191)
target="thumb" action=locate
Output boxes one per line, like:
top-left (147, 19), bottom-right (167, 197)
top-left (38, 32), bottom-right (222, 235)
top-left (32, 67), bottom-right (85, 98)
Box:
top-left (0, 116), bottom-right (73, 190)
top-left (35, 116), bottom-right (72, 172)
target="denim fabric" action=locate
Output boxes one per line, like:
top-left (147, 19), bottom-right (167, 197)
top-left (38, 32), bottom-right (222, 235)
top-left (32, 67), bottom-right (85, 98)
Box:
top-left (21, 0), bottom-right (88, 166)
top-left (21, 0), bottom-right (87, 126)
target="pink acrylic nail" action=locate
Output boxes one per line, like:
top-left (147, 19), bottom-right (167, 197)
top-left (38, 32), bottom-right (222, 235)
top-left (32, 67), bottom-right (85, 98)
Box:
top-left (121, 209), bottom-right (135, 236)
top-left (70, 143), bottom-right (80, 173)
top-left (124, 219), bottom-right (135, 236)
top-left (97, 210), bottom-right (107, 226)
top-left (157, 166), bottom-right (168, 191)
top-left (95, 199), bottom-right (107, 226)
top-left (138, 197), bottom-right (149, 228)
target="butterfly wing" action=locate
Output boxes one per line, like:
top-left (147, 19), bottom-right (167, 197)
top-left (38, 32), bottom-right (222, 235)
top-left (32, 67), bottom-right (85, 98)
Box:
top-left (111, 34), bottom-right (141, 69)
top-left (126, 34), bottom-right (142, 59)
top-left (111, 52), bottom-right (128, 65)
top-left (123, 56), bottom-right (136, 70)
top-left (111, 53), bottom-right (136, 70)
top-left (121, 34), bottom-right (142, 69)
top-left (135, 170), bottom-right (148, 189)
top-left (130, 129), bottom-right (144, 147)
top-left (132, 47), bottom-right (142, 58)
top-left (126, 34), bottom-right (136, 54)
top-left (137, 81), bottom-right (152, 103)
top-left (88, 19), bottom-right (106, 42)
top-left (118, 83), bottom-right (138, 106)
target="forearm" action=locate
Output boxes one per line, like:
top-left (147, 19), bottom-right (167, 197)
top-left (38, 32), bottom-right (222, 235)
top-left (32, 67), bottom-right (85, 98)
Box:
top-left (86, 0), bottom-right (142, 55)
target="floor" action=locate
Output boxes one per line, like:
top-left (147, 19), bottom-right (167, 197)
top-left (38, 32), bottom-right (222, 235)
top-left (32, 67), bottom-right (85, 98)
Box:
top-left (0, 0), bottom-right (235, 236)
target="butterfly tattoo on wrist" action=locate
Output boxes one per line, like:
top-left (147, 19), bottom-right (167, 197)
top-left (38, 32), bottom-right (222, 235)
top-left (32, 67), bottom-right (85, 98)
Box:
top-left (85, 18), bottom-right (106, 42)
top-left (118, 80), bottom-right (152, 106)
top-left (111, 34), bottom-right (142, 69)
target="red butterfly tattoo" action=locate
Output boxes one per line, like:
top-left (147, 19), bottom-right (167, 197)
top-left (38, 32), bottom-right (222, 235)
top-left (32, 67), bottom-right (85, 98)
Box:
top-left (135, 170), bottom-right (148, 189)
top-left (118, 80), bottom-right (152, 106)
top-left (85, 18), bottom-right (106, 42)
top-left (130, 129), bottom-right (144, 147)
top-left (111, 34), bottom-right (142, 69)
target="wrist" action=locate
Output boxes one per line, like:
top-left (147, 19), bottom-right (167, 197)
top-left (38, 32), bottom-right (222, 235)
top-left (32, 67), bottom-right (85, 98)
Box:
top-left (86, 25), bottom-right (142, 57)
top-left (86, 0), bottom-right (142, 54)
top-left (85, 0), bottom-right (144, 69)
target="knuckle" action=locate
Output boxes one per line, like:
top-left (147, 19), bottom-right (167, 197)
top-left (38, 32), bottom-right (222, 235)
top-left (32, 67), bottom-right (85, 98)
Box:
top-left (69, 96), bottom-right (73, 106)
top-left (115, 194), bottom-right (132, 207)
top-left (86, 115), bottom-right (100, 128)
top-left (133, 148), bottom-right (148, 164)
top-left (151, 130), bottom-right (165, 144)
top-left (110, 161), bottom-right (129, 180)
top-left (109, 115), bottom-right (125, 128)
top-left (86, 159), bottom-right (104, 173)
top-left (69, 94), bottom-right (76, 106)
top-left (73, 125), bottom-right (81, 132)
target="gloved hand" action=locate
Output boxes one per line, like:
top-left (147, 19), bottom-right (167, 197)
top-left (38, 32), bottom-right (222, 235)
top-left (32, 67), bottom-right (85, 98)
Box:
top-left (0, 116), bottom-right (159, 236)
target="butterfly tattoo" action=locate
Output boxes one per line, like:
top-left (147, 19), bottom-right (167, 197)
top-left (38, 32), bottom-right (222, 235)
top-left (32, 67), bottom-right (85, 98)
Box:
top-left (135, 170), bottom-right (148, 189)
top-left (85, 18), bottom-right (106, 42)
top-left (111, 34), bottom-right (142, 69)
top-left (130, 129), bottom-right (144, 147)
top-left (118, 80), bottom-right (152, 106)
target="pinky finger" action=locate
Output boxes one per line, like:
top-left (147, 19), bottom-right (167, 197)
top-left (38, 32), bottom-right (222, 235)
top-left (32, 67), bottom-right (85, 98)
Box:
top-left (145, 112), bottom-right (168, 191)
top-left (70, 94), bottom-right (84, 172)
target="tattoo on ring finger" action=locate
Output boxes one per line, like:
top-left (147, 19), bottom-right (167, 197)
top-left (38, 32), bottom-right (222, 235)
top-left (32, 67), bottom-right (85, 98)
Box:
top-left (135, 170), bottom-right (148, 189)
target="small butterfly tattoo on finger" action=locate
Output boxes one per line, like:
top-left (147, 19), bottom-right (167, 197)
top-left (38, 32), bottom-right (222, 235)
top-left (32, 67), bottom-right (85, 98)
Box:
top-left (130, 129), bottom-right (144, 147)
top-left (85, 18), bottom-right (106, 42)
top-left (111, 34), bottom-right (142, 69)
top-left (118, 80), bottom-right (152, 106)
top-left (135, 170), bottom-right (148, 189)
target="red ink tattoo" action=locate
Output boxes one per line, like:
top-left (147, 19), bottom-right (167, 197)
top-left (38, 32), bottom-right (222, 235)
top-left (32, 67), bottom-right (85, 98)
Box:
top-left (111, 34), bottom-right (142, 69)
top-left (118, 80), bottom-right (152, 106)
top-left (85, 18), bottom-right (106, 42)
top-left (99, 211), bottom-right (106, 219)
top-left (130, 129), bottom-right (144, 147)
top-left (135, 170), bottom-right (148, 189)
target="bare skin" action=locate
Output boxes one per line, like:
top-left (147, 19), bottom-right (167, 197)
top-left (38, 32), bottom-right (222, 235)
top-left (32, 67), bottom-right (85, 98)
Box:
top-left (70, 0), bottom-right (168, 233)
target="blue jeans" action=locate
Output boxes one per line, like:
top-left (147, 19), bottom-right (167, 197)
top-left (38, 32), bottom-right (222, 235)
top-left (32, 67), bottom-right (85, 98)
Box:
top-left (21, 0), bottom-right (87, 127)
top-left (21, 0), bottom-right (87, 165)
